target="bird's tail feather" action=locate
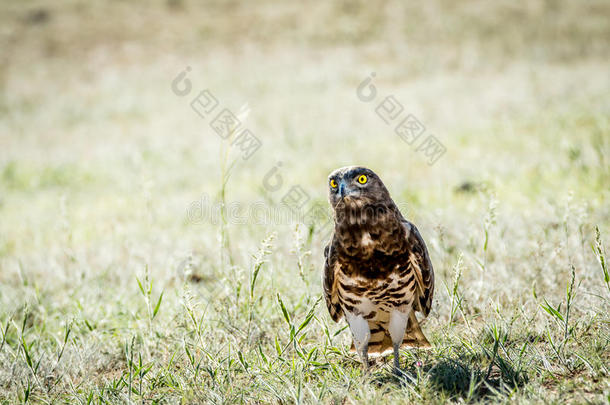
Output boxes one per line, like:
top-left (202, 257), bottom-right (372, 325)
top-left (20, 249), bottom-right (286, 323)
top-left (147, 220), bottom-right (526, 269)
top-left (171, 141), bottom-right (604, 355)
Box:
top-left (399, 311), bottom-right (431, 349)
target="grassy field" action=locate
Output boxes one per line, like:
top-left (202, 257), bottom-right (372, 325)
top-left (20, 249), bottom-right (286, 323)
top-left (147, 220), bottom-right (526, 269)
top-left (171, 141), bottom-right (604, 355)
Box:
top-left (1, 0), bottom-right (609, 403)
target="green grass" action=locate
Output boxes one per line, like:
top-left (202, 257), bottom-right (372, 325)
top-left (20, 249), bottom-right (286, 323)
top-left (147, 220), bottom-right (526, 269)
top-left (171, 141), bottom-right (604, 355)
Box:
top-left (1, 0), bottom-right (609, 403)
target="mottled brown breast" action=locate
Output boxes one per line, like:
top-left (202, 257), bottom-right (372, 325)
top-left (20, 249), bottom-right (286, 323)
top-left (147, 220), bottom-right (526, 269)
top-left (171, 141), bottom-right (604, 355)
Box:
top-left (323, 199), bottom-right (434, 322)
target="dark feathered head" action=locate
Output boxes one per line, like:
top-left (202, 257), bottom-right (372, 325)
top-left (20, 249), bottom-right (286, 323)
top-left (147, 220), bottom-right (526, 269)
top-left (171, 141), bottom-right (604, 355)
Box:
top-left (327, 166), bottom-right (393, 211)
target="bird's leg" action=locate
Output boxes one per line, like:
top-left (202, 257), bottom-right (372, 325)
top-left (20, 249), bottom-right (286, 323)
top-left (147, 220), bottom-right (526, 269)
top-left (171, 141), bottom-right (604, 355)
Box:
top-left (345, 312), bottom-right (371, 370)
top-left (360, 344), bottom-right (370, 370)
top-left (388, 309), bottom-right (409, 376)
top-left (392, 342), bottom-right (401, 373)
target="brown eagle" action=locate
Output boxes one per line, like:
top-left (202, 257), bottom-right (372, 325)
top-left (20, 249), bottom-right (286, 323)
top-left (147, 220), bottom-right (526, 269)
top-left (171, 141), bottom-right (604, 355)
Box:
top-left (323, 166), bottom-right (434, 371)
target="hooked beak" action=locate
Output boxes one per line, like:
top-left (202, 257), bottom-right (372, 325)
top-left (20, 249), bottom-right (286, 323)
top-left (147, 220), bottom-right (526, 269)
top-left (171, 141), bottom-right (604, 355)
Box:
top-left (339, 181), bottom-right (360, 200)
top-left (338, 182), bottom-right (346, 198)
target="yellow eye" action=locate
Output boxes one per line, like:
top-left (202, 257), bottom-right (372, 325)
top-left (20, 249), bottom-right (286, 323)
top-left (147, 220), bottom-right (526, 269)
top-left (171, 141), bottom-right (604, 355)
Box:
top-left (330, 179), bottom-right (337, 188)
top-left (357, 174), bottom-right (368, 184)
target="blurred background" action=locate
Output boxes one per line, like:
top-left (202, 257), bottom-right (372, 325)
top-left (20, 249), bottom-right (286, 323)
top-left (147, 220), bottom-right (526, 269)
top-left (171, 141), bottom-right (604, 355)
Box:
top-left (1, 0), bottom-right (608, 259)
top-left (0, 0), bottom-right (609, 401)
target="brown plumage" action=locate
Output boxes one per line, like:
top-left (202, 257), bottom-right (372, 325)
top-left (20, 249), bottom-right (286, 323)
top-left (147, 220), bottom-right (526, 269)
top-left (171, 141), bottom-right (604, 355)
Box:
top-left (322, 166), bottom-right (434, 371)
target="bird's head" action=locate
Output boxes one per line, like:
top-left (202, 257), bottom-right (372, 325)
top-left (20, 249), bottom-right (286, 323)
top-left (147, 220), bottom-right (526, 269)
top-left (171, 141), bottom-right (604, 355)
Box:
top-left (327, 166), bottom-right (391, 211)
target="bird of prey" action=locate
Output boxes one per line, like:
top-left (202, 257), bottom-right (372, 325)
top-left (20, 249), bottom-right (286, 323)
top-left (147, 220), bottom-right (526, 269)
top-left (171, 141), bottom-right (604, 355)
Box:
top-left (322, 166), bottom-right (434, 372)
